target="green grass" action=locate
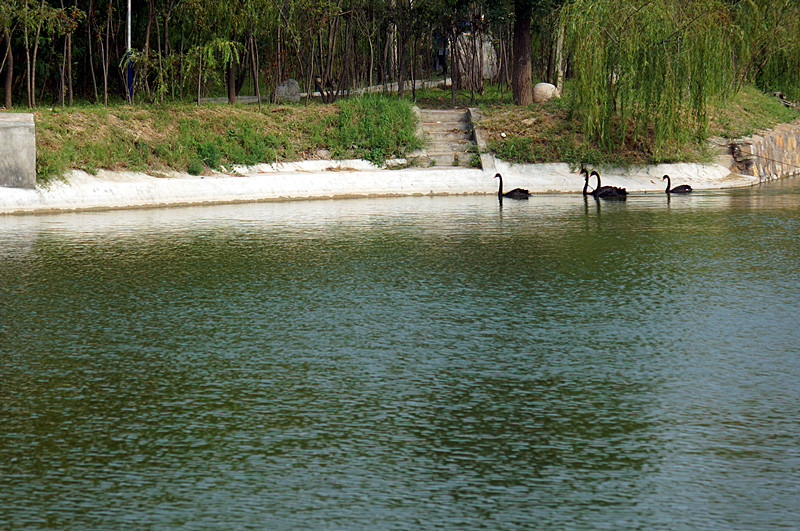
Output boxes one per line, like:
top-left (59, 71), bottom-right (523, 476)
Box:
top-left (710, 85), bottom-right (800, 139)
top-left (27, 83), bottom-right (800, 184)
top-left (474, 82), bottom-right (799, 166)
top-left (406, 83), bottom-right (516, 109)
top-left (32, 96), bottom-right (422, 184)
top-left (317, 95), bottom-right (424, 165)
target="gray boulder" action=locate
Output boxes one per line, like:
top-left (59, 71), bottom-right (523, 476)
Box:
top-left (272, 78), bottom-right (301, 103)
top-left (533, 82), bottom-right (560, 103)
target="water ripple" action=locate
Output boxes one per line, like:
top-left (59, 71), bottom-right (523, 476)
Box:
top-left (2, 185), bottom-right (800, 529)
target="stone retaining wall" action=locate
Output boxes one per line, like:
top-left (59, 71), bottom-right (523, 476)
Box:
top-left (729, 121), bottom-right (800, 182)
top-left (0, 113), bottom-right (37, 189)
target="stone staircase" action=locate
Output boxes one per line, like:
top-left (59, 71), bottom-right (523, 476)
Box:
top-left (411, 109), bottom-right (477, 167)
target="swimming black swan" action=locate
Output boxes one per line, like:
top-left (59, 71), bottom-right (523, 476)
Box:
top-left (495, 173), bottom-right (531, 199)
top-left (580, 168), bottom-right (594, 196)
top-left (581, 169), bottom-right (626, 199)
top-left (663, 174), bottom-right (692, 194)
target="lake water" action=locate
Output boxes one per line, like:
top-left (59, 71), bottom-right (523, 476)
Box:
top-left (2, 179), bottom-right (799, 529)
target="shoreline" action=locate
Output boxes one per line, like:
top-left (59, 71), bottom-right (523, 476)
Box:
top-left (0, 158), bottom-right (760, 215)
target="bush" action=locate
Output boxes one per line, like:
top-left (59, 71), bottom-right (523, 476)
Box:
top-left (196, 140), bottom-right (221, 169)
top-left (187, 159), bottom-right (204, 175)
top-left (318, 95), bottom-right (424, 165)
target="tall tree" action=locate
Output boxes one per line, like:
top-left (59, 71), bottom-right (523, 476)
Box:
top-left (511, 0), bottom-right (532, 105)
top-left (559, 0), bottom-right (736, 151)
top-left (0, 0), bottom-right (19, 108)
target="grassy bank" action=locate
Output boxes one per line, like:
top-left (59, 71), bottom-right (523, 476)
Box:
top-left (471, 85), bottom-right (800, 167)
top-left (34, 95), bottom-right (423, 185)
top-left (29, 84), bottom-right (799, 184)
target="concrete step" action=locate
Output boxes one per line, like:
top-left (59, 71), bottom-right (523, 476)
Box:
top-left (413, 108), bottom-right (478, 168)
top-left (420, 116), bottom-right (470, 125)
top-left (409, 150), bottom-right (475, 167)
top-left (420, 109), bottom-right (469, 118)
top-left (419, 111), bottom-right (470, 125)
top-left (420, 125), bottom-right (472, 139)
top-left (425, 138), bottom-right (472, 150)
top-left (427, 152), bottom-right (474, 167)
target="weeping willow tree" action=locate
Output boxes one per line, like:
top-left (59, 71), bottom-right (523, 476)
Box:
top-left (559, 0), bottom-right (736, 153)
top-left (731, 0), bottom-right (800, 101)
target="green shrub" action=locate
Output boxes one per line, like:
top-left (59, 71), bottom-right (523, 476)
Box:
top-left (196, 140), bottom-right (221, 169)
top-left (322, 95), bottom-right (424, 165)
top-left (187, 159), bottom-right (203, 175)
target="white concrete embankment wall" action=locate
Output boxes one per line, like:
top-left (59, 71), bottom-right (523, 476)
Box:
top-left (0, 158), bottom-right (759, 215)
top-left (4, 109), bottom-right (799, 214)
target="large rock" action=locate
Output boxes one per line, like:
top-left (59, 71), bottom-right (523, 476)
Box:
top-left (272, 78), bottom-right (301, 103)
top-left (533, 83), bottom-right (560, 103)
top-left (0, 113), bottom-right (37, 189)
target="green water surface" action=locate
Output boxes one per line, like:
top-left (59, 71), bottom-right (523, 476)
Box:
top-left (2, 180), bottom-right (799, 529)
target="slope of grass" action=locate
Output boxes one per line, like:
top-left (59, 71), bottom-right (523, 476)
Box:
top-left (709, 85), bottom-right (800, 139)
top-left (26, 83), bottom-right (800, 184)
top-left (476, 83), bottom-right (800, 167)
top-left (32, 95), bottom-right (423, 185)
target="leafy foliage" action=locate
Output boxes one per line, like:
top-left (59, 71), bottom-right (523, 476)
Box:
top-left (558, 0), bottom-right (800, 153)
top-left (314, 95), bottom-right (424, 165)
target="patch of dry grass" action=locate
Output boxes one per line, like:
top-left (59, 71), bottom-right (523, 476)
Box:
top-left (34, 103), bottom-right (351, 182)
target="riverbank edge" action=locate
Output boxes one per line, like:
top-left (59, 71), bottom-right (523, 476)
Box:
top-left (4, 102), bottom-right (799, 215)
top-left (0, 156), bottom-right (760, 215)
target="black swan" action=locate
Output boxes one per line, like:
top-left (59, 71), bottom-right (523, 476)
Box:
top-left (580, 168), bottom-right (594, 196)
top-left (495, 173), bottom-right (531, 199)
top-left (663, 174), bottom-right (692, 194)
top-left (581, 169), bottom-right (626, 199)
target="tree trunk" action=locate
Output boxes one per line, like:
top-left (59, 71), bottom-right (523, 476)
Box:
top-left (249, 34), bottom-right (260, 109)
top-left (163, 9), bottom-right (171, 58)
top-left (196, 52), bottom-right (201, 105)
top-left (24, 0), bottom-right (32, 107)
top-left (87, 0), bottom-right (99, 102)
top-left (59, 0), bottom-right (66, 106)
top-left (3, 26), bottom-right (12, 108)
top-left (449, 31), bottom-right (456, 107)
top-left (102, 4), bottom-right (110, 106)
top-left (30, 0), bottom-right (47, 107)
top-left (382, 21), bottom-right (392, 89)
top-left (336, 3), bottom-right (354, 101)
top-left (397, 34), bottom-right (407, 98)
top-left (178, 25), bottom-right (184, 99)
top-left (397, 14), bottom-right (408, 99)
top-left (60, 36), bottom-right (66, 106)
top-left (234, 48), bottom-right (247, 95)
top-left (512, 0), bottom-right (532, 106)
top-left (144, 0), bottom-right (153, 53)
top-left (67, 30), bottom-right (73, 105)
top-left (140, 0), bottom-right (153, 97)
top-left (554, 24), bottom-right (565, 93)
top-left (227, 60), bottom-right (236, 104)
top-left (305, 38), bottom-right (316, 105)
top-left (367, 22), bottom-right (375, 88)
top-left (411, 35), bottom-right (416, 100)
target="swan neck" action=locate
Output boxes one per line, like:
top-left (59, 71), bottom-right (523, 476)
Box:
top-left (665, 175), bottom-right (671, 192)
top-left (497, 175), bottom-right (503, 196)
